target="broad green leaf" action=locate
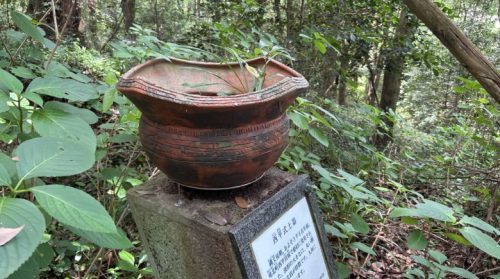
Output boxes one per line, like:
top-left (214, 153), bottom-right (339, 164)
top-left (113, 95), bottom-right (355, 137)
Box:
top-left (32, 108), bottom-right (96, 151)
top-left (308, 127), bottom-right (329, 147)
top-left (288, 111), bottom-right (309, 129)
top-left (411, 255), bottom-right (432, 268)
top-left (438, 265), bottom-right (478, 279)
top-left (4, 29), bottom-right (25, 43)
top-left (110, 133), bottom-right (137, 143)
top-left (111, 42), bottom-right (134, 58)
top-left (334, 221), bottom-right (356, 234)
top-left (118, 250), bottom-right (136, 272)
top-left (15, 137), bottom-right (95, 180)
top-left (312, 164), bottom-right (336, 184)
top-left (67, 226), bottom-right (132, 249)
top-left (31, 185), bottom-right (117, 233)
top-left (0, 164), bottom-right (11, 187)
top-left (0, 68), bottom-right (23, 93)
top-left (445, 233), bottom-right (471, 246)
top-left (407, 230), bottom-right (427, 250)
top-left (459, 227), bottom-right (500, 259)
top-left (7, 243), bottom-right (54, 279)
top-left (103, 71), bottom-right (118, 85)
top-left (22, 92), bottom-right (43, 106)
top-left (11, 11), bottom-right (44, 43)
top-left (335, 262), bottom-right (351, 279)
top-left (0, 198), bottom-right (46, 279)
top-left (428, 249), bottom-right (447, 264)
top-left (391, 200), bottom-right (456, 222)
top-left (415, 199), bottom-right (456, 223)
top-left (310, 103), bottom-right (340, 123)
top-left (45, 101), bottom-right (98, 124)
top-left (46, 61), bottom-right (90, 83)
top-left (405, 268), bottom-right (425, 278)
top-left (389, 207), bottom-right (421, 218)
top-left (42, 38), bottom-right (56, 50)
top-left (459, 216), bottom-right (499, 235)
top-left (350, 242), bottom-right (376, 256)
top-left (351, 213), bottom-right (370, 235)
top-left (401, 217), bottom-right (418, 225)
top-left (310, 109), bottom-right (334, 129)
top-left (0, 153), bottom-right (16, 180)
top-left (11, 67), bottom-right (36, 79)
top-left (314, 40), bottom-right (327, 54)
top-left (102, 88), bottom-right (117, 112)
top-left (324, 224), bottom-right (347, 238)
top-left (338, 169), bottom-right (364, 186)
top-left (26, 77), bottom-right (98, 102)
top-left (0, 93), bottom-right (9, 112)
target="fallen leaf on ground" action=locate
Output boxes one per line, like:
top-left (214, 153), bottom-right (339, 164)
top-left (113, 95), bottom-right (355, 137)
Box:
top-left (235, 196), bottom-right (249, 209)
top-left (203, 212), bottom-right (228, 226)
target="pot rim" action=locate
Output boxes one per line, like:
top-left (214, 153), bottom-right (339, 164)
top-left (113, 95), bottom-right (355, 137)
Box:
top-left (116, 57), bottom-right (309, 108)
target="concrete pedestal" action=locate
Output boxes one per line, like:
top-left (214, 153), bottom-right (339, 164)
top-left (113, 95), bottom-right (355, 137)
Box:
top-left (127, 168), bottom-right (337, 279)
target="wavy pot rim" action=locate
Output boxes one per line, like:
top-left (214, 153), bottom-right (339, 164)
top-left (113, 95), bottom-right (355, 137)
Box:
top-left (116, 57), bottom-right (309, 108)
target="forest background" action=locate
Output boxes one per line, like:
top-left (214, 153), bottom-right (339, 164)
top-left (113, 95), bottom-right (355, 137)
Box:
top-left (0, 0), bottom-right (498, 278)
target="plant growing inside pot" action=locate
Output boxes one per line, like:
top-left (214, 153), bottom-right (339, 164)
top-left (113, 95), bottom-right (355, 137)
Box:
top-left (116, 55), bottom-right (308, 189)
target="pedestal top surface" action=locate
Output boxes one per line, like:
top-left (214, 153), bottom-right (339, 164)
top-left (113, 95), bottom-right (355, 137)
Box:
top-left (127, 168), bottom-right (299, 233)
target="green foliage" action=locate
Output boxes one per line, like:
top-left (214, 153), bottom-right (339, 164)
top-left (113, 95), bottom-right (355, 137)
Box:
top-left (8, 243), bottom-right (55, 279)
top-left (0, 10), bottom-right (133, 277)
top-left (0, 68), bottom-right (23, 93)
top-left (407, 251), bottom-right (479, 279)
top-left (10, 11), bottom-right (44, 44)
top-left (390, 198), bottom-right (499, 259)
top-left (0, 198), bottom-right (46, 278)
top-left (26, 77), bottom-right (98, 102)
top-left (15, 138), bottom-right (95, 180)
top-left (31, 185), bottom-right (117, 233)
top-left (407, 230), bottom-right (428, 250)
top-left (459, 227), bottom-right (500, 259)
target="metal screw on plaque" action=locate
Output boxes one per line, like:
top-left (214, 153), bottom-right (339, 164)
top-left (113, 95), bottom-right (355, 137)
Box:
top-left (175, 183), bottom-right (184, 207)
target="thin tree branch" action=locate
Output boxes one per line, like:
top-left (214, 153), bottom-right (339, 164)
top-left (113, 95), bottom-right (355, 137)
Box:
top-left (50, 0), bottom-right (60, 40)
top-left (45, 0), bottom-right (75, 70)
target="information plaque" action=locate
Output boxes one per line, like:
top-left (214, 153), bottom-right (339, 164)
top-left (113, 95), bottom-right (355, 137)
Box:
top-left (251, 197), bottom-right (330, 279)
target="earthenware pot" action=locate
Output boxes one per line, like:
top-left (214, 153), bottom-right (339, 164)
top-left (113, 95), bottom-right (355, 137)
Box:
top-left (117, 57), bottom-right (308, 189)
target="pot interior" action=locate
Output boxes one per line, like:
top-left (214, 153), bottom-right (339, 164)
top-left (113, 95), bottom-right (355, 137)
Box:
top-left (126, 58), bottom-right (301, 96)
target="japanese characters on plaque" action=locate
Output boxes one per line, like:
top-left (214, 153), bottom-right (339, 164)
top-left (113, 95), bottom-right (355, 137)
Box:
top-left (251, 197), bottom-right (330, 279)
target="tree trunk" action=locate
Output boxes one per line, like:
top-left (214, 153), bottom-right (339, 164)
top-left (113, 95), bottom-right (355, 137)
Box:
top-left (286, 0), bottom-right (293, 39)
top-left (154, 0), bottom-right (160, 36)
top-left (299, 0), bottom-right (305, 27)
top-left (365, 70), bottom-right (379, 106)
top-left (403, 0), bottom-right (500, 103)
top-left (375, 9), bottom-right (413, 148)
top-left (78, 0), bottom-right (98, 48)
top-left (366, 62), bottom-right (382, 106)
top-left (338, 77), bottom-right (347, 105)
top-left (121, 0), bottom-right (136, 34)
top-left (212, 0), bottom-right (222, 22)
top-left (274, 0), bottom-right (281, 24)
top-left (337, 52), bottom-right (350, 105)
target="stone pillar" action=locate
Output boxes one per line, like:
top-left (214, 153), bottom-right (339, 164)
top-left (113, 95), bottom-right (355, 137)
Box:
top-left (128, 168), bottom-right (338, 279)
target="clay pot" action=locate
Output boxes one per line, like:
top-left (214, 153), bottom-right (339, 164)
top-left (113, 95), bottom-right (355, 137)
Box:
top-left (117, 57), bottom-right (308, 189)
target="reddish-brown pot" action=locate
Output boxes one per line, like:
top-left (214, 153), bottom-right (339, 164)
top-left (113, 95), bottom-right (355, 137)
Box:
top-left (117, 57), bottom-right (308, 189)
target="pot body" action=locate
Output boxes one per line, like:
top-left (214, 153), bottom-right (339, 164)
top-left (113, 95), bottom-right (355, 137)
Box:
top-left (117, 57), bottom-right (308, 189)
